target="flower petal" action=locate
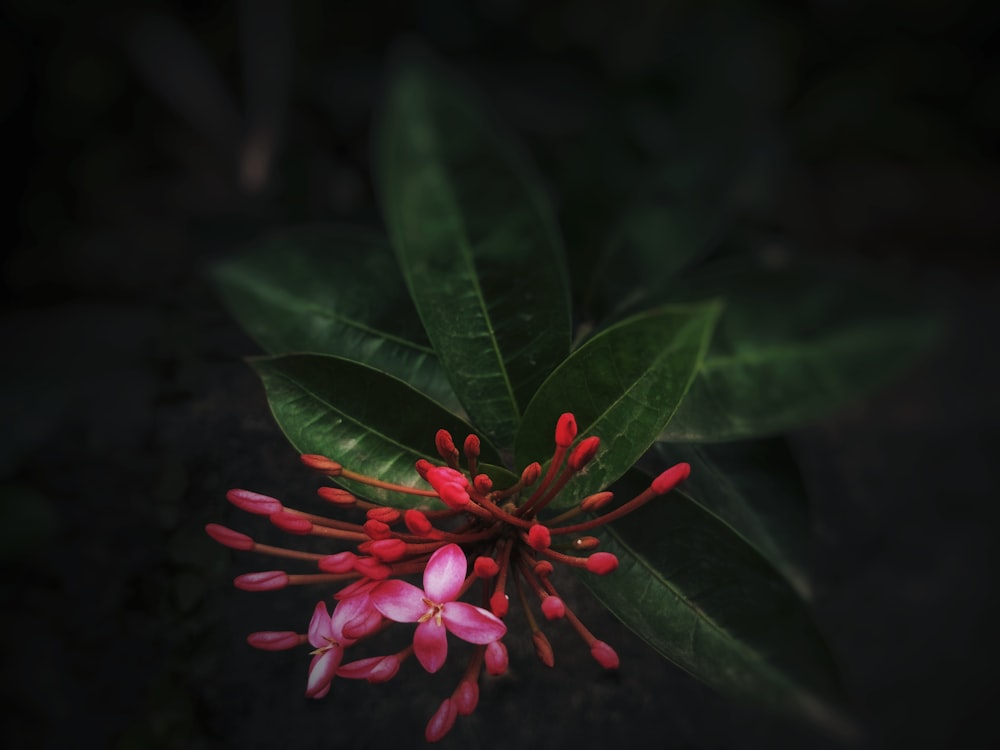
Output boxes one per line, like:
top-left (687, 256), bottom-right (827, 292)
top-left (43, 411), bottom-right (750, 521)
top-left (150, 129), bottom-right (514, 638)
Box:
top-left (307, 601), bottom-right (332, 649)
top-left (330, 593), bottom-right (377, 643)
top-left (414, 618), bottom-right (448, 673)
top-left (423, 544), bottom-right (467, 603)
top-left (305, 647), bottom-right (342, 698)
top-left (371, 580), bottom-right (429, 622)
top-left (441, 601), bottom-right (507, 644)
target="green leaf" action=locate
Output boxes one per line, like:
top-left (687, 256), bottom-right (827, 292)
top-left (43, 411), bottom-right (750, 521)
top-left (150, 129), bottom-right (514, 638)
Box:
top-left (515, 303), bottom-right (721, 509)
top-left (212, 224), bottom-right (460, 412)
top-left (251, 354), bottom-right (503, 506)
top-left (658, 257), bottom-right (945, 441)
top-left (651, 439), bottom-right (812, 600)
top-left (586, 470), bottom-right (857, 740)
top-left (376, 54), bottom-right (572, 449)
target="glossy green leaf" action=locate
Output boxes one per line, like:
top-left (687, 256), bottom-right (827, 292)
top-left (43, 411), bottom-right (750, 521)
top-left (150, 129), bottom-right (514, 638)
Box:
top-left (251, 354), bottom-right (504, 506)
top-left (651, 439), bottom-right (812, 600)
top-left (585, 469), bottom-right (857, 739)
top-left (212, 225), bottom-right (460, 412)
top-left (376, 54), bottom-right (572, 449)
top-left (658, 257), bottom-right (945, 441)
top-left (515, 303), bottom-right (721, 509)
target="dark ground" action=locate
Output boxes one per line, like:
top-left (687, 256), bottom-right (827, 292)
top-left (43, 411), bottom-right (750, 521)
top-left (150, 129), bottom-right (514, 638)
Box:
top-left (2, 2), bottom-right (999, 749)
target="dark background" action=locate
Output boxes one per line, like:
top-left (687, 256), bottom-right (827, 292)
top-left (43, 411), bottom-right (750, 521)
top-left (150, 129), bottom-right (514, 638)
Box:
top-left (2, 1), bottom-right (998, 748)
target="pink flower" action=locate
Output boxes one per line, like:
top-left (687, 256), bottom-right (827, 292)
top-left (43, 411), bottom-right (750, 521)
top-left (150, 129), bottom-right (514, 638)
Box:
top-left (371, 544), bottom-right (506, 673)
top-left (305, 595), bottom-right (375, 698)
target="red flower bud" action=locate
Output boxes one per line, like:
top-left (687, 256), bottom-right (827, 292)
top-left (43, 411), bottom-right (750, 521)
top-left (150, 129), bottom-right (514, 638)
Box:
top-left (485, 640), bottom-right (508, 676)
top-left (438, 482), bottom-right (471, 509)
top-left (585, 552), bottom-right (619, 575)
top-left (234, 570), bottom-right (288, 591)
top-left (370, 538), bottom-right (407, 562)
top-left (474, 556), bottom-right (500, 578)
top-left (414, 458), bottom-right (433, 480)
top-left (555, 412), bottom-right (578, 447)
top-left (580, 491), bottom-right (614, 512)
top-left (425, 698), bottom-right (458, 743)
top-left (520, 462), bottom-right (541, 486)
top-left (435, 429), bottom-right (459, 465)
top-left (366, 506), bottom-right (401, 524)
top-left (651, 462), bottom-right (691, 494)
top-left (541, 596), bottom-right (565, 620)
top-left (490, 590), bottom-right (509, 618)
top-left (299, 454), bottom-right (342, 475)
top-left (247, 631), bottom-right (301, 651)
top-left (527, 523), bottom-right (552, 550)
top-left (269, 511), bottom-right (312, 534)
top-left (353, 556), bottom-right (392, 580)
top-left (363, 519), bottom-right (392, 539)
top-left (473, 473), bottom-right (493, 494)
top-left (590, 640), bottom-right (620, 669)
top-left (226, 488), bottom-right (282, 515)
top-left (568, 436), bottom-right (601, 471)
top-left (534, 560), bottom-right (554, 577)
top-left (453, 680), bottom-right (479, 716)
top-left (205, 523), bottom-right (254, 551)
top-left (532, 631), bottom-right (555, 667)
top-left (316, 487), bottom-right (357, 507)
top-left (463, 434), bottom-right (480, 459)
top-left (572, 536), bottom-right (600, 551)
top-left (404, 509), bottom-right (433, 535)
top-left (318, 551), bottom-right (356, 573)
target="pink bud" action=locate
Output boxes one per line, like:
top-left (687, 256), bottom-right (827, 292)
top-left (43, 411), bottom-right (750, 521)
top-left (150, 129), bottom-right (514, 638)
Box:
top-left (532, 631), bottom-right (555, 667)
top-left (247, 631), bottom-right (301, 650)
top-left (438, 482), bottom-right (471, 509)
top-left (366, 506), bottom-right (401, 524)
top-left (226, 488), bottom-right (282, 515)
top-left (490, 590), bottom-right (509, 618)
top-left (316, 487), bottom-right (357, 507)
top-left (318, 551), bottom-right (356, 573)
top-left (404, 509), bottom-right (433, 535)
top-left (591, 640), bottom-right (620, 669)
top-left (568, 436), bottom-right (601, 471)
top-left (205, 523), bottom-right (254, 551)
top-left (473, 473), bottom-right (493, 494)
top-left (426, 466), bottom-right (469, 491)
top-left (534, 560), bottom-right (554, 577)
top-left (520, 462), bottom-right (541, 486)
top-left (485, 640), bottom-right (508, 676)
top-left (580, 491), bottom-right (614, 512)
top-left (370, 538), bottom-right (407, 562)
top-left (338, 654), bottom-right (401, 683)
top-left (541, 596), bottom-right (565, 620)
top-left (527, 523), bottom-right (551, 550)
top-left (269, 511), bottom-right (312, 534)
top-left (353, 556), bottom-right (392, 580)
top-left (299, 454), bottom-right (342, 475)
top-left (555, 412), bottom-right (578, 447)
top-left (474, 556), bottom-right (499, 578)
top-left (425, 697), bottom-right (458, 743)
top-left (463, 434), bottom-right (480, 459)
top-left (335, 577), bottom-right (378, 599)
top-left (415, 458), bottom-right (433, 480)
top-left (586, 552), bottom-right (619, 575)
top-left (363, 519), bottom-right (392, 539)
top-left (651, 462), bottom-right (691, 494)
top-left (435, 429), bottom-right (459, 465)
top-left (453, 680), bottom-right (479, 716)
top-left (234, 570), bottom-right (288, 591)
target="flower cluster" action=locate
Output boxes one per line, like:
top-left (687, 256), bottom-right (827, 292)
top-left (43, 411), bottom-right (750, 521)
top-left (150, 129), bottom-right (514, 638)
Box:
top-left (207, 413), bottom-right (689, 742)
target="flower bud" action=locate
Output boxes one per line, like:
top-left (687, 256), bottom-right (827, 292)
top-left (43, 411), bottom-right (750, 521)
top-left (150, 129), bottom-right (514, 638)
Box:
top-left (473, 473), bottom-right (493, 494)
top-left (580, 491), bottom-right (614, 512)
top-left (585, 552), bottom-right (618, 575)
top-left (234, 570), bottom-right (288, 591)
top-left (485, 640), bottom-right (508, 675)
top-left (555, 412), bottom-right (578, 447)
top-left (363, 519), bottom-right (392, 540)
top-left (532, 631), bottom-right (555, 667)
top-left (534, 560), bottom-right (554, 577)
top-left (520, 462), bottom-right (541, 486)
top-left (474, 556), bottom-right (500, 578)
top-left (572, 536), bottom-right (600, 551)
top-left (353, 556), bottom-right (392, 580)
top-left (205, 523), bottom-right (254, 551)
top-left (316, 487), bottom-right (357, 507)
top-left (438, 482), bottom-right (471, 509)
top-left (318, 551), bottom-right (356, 573)
top-left (366, 506), bottom-right (401, 524)
top-left (454, 680), bottom-right (479, 716)
top-left (415, 458), bottom-right (433, 480)
top-left (435, 429), bottom-right (459, 466)
top-left (269, 511), bottom-right (312, 534)
top-left (370, 538), bottom-right (407, 562)
top-left (299, 454), bottom-right (342, 475)
top-left (568, 436), bottom-right (600, 471)
top-left (527, 523), bottom-right (551, 550)
top-left (590, 640), bottom-right (620, 669)
top-left (490, 590), bottom-right (509, 618)
top-left (404, 509), bottom-right (433, 535)
top-left (425, 698), bottom-right (458, 743)
top-left (463, 434), bottom-right (480, 459)
top-left (651, 462), bottom-right (691, 494)
top-left (541, 596), bottom-right (565, 620)
top-left (226, 488), bottom-right (282, 515)
top-left (247, 631), bottom-right (301, 651)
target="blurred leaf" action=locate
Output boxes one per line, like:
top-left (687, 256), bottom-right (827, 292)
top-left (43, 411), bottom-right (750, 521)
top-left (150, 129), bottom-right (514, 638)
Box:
top-left (252, 354), bottom-right (503, 506)
top-left (587, 470), bottom-right (857, 740)
top-left (376, 53), bottom-right (571, 449)
top-left (213, 225), bottom-right (460, 412)
top-left (658, 257), bottom-right (945, 441)
top-left (515, 303), bottom-right (721, 509)
top-left (652, 439), bottom-right (812, 600)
